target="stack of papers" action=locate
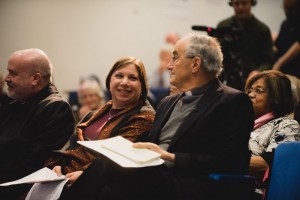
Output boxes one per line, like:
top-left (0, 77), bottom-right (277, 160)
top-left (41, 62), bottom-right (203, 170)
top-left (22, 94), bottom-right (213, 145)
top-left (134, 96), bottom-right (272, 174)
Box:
top-left (78, 136), bottom-right (164, 167)
top-left (0, 167), bottom-right (68, 200)
top-left (0, 167), bottom-right (66, 186)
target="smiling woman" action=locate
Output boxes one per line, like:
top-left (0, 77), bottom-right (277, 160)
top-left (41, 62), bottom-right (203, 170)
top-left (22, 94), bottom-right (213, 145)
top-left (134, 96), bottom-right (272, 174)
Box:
top-left (45, 56), bottom-right (155, 191)
top-left (108, 63), bottom-right (142, 109)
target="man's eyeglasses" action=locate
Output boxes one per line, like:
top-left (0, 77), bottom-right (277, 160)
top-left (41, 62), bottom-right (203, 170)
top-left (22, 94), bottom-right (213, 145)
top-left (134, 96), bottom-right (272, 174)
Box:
top-left (246, 87), bottom-right (267, 95)
top-left (170, 55), bottom-right (195, 63)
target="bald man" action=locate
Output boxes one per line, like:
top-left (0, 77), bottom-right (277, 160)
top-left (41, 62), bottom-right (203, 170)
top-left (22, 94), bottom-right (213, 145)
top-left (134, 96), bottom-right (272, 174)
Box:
top-left (0, 48), bottom-right (75, 199)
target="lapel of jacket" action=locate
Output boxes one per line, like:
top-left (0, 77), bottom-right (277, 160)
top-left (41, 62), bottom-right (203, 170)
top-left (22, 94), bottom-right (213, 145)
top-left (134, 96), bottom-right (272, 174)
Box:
top-left (149, 93), bottom-right (184, 142)
top-left (169, 80), bottom-right (223, 148)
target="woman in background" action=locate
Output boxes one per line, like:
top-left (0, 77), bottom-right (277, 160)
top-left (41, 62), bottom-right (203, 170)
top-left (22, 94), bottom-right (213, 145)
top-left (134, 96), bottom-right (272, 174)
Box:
top-left (77, 78), bottom-right (106, 121)
top-left (245, 70), bottom-right (300, 198)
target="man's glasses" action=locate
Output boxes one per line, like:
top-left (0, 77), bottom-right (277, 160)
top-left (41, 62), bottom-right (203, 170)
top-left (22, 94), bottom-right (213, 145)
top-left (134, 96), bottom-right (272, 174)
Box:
top-left (246, 87), bottom-right (267, 95)
top-left (170, 55), bottom-right (195, 63)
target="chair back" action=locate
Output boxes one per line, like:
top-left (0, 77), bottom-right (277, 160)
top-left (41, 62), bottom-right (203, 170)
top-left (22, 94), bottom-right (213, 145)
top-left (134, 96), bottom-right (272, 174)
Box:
top-left (208, 150), bottom-right (255, 200)
top-left (266, 142), bottom-right (300, 200)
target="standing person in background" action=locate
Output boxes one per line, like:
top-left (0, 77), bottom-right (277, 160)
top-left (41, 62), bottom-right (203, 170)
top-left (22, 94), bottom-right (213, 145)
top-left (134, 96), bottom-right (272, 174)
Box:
top-left (273, 0), bottom-right (300, 77)
top-left (217, 0), bottom-right (274, 91)
top-left (0, 48), bottom-right (75, 199)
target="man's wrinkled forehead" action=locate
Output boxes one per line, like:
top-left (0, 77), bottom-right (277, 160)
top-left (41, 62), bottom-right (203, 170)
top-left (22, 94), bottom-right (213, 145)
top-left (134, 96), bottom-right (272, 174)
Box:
top-left (173, 38), bottom-right (189, 55)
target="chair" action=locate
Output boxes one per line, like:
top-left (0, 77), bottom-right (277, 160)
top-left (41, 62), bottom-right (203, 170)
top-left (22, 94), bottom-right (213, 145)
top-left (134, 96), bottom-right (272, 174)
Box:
top-left (265, 142), bottom-right (300, 200)
top-left (209, 150), bottom-right (256, 200)
top-left (209, 173), bottom-right (256, 200)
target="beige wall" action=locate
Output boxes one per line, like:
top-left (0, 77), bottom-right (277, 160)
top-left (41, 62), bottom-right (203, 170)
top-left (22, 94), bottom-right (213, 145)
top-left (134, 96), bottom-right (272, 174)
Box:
top-left (0, 0), bottom-right (285, 99)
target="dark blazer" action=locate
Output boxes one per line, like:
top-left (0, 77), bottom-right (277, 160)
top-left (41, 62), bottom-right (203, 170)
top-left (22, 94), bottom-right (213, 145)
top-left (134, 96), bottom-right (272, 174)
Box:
top-left (0, 84), bottom-right (75, 199)
top-left (148, 79), bottom-right (254, 199)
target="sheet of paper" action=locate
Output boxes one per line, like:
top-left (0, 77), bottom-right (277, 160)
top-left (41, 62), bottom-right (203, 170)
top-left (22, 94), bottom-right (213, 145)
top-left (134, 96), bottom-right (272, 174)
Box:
top-left (101, 136), bottom-right (161, 164)
top-left (25, 179), bottom-right (68, 200)
top-left (78, 137), bottom-right (164, 168)
top-left (0, 167), bottom-right (66, 186)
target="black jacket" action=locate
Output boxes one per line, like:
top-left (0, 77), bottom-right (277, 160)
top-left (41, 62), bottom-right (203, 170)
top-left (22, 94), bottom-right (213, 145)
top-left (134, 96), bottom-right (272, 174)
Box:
top-left (0, 83), bottom-right (75, 182)
top-left (148, 79), bottom-right (254, 199)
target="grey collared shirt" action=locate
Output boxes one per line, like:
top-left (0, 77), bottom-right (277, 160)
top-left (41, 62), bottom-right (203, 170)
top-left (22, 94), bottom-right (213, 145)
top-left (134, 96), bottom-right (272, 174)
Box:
top-left (158, 79), bottom-right (217, 167)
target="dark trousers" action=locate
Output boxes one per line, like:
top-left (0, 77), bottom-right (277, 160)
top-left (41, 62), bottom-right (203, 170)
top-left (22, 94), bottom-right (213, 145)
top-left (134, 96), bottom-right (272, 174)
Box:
top-left (59, 154), bottom-right (184, 200)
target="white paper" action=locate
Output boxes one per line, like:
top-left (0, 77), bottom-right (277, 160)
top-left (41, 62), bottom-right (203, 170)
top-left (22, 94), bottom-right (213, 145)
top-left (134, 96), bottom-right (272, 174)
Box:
top-left (101, 136), bottom-right (161, 164)
top-left (25, 179), bottom-right (68, 200)
top-left (78, 137), bottom-right (164, 168)
top-left (0, 167), bottom-right (66, 186)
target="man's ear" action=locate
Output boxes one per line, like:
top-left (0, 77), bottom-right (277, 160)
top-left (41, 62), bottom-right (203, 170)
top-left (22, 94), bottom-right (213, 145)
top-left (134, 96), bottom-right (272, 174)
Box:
top-left (31, 73), bottom-right (42, 86)
top-left (191, 57), bottom-right (201, 73)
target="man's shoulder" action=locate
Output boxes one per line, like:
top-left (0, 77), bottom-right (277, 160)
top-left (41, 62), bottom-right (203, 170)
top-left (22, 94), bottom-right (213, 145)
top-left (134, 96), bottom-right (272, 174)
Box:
top-left (250, 16), bottom-right (270, 31)
top-left (34, 93), bottom-right (72, 114)
top-left (217, 16), bottom-right (235, 28)
top-left (218, 83), bottom-right (250, 103)
top-left (155, 93), bottom-right (180, 110)
top-left (161, 93), bottom-right (180, 103)
top-left (140, 100), bottom-right (156, 115)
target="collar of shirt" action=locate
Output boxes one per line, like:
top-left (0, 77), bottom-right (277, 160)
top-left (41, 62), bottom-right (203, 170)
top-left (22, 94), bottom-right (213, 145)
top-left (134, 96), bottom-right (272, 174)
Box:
top-left (184, 78), bottom-right (217, 96)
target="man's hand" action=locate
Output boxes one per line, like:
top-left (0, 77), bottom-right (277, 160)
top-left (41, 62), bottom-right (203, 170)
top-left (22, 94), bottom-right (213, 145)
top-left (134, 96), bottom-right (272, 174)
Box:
top-left (133, 142), bottom-right (175, 162)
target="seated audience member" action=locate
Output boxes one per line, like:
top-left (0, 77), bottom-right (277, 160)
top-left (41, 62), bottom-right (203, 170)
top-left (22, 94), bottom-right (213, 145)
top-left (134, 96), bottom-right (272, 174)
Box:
top-left (286, 74), bottom-right (300, 110)
top-left (246, 70), bottom-right (300, 198)
top-left (149, 44), bottom-right (174, 89)
top-left (54, 34), bottom-right (254, 200)
top-left (149, 44), bottom-right (174, 107)
top-left (0, 48), bottom-right (75, 199)
top-left (285, 74), bottom-right (300, 124)
top-left (68, 74), bottom-right (108, 117)
top-left (77, 78), bottom-right (106, 121)
top-left (294, 102), bottom-right (300, 123)
top-left (45, 56), bottom-right (155, 185)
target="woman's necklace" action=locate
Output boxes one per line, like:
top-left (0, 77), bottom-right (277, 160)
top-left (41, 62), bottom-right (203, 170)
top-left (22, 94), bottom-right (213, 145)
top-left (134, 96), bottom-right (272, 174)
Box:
top-left (108, 108), bottom-right (123, 120)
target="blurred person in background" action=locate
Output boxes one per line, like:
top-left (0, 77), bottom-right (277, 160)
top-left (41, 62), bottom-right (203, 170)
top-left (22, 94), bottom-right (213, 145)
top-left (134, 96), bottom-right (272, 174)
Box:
top-left (273, 0), bottom-right (300, 78)
top-left (165, 31), bottom-right (180, 45)
top-left (77, 78), bottom-right (106, 121)
top-left (216, 0), bottom-right (274, 91)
